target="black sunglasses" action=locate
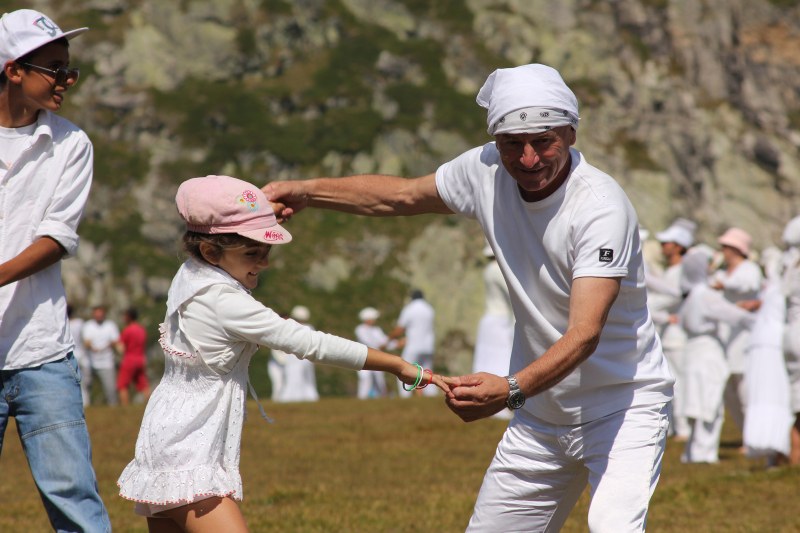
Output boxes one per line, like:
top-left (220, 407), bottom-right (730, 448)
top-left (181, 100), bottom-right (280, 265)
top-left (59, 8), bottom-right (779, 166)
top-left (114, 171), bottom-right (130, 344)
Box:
top-left (18, 62), bottom-right (80, 86)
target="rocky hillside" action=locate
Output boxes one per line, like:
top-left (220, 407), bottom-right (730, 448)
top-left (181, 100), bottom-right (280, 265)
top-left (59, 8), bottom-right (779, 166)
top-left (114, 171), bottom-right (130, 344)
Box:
top-left (24, 0), bottom-right (800, 383)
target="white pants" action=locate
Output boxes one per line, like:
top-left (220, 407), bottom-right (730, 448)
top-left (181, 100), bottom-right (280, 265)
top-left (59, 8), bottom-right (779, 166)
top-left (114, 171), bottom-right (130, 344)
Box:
top-left (723, 373), bottom-right (746, 432)
top-left (357, 370), bottom-right (387, 399)
top-left (682, 405), bottom-right (725, 464)
top-left (88, 366), bottom-right (118, 406)
top-left (267, 359), bottom-right (284, 401)
top-left (467, 402), bottom-right (669, 533)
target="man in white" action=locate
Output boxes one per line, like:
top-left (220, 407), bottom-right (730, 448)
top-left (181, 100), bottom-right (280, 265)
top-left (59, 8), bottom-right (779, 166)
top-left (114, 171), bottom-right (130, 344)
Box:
top-left (67, 305), bottom-right (91, 407)
top-left (780, 215), bottom-right (800, 465)
top-left (276, 305), bottom-right (320, 402)
top-left (391, 289), bottom-right (436, 398)
top-left (81, 305), bottom-right (120, 406)
top-left (266, 63), bottom-right (673, 531)
top-left (355, 307), bottom-right (396, 399)
top-left (679, 248), bottom-right (756, 463)
top-left (647, 219), bottom-right (696, 440)
top-left (472, 245), bottom-right (515, 419)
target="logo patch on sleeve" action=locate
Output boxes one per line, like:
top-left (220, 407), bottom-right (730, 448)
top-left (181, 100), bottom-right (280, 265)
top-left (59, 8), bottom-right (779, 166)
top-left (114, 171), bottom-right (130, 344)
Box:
top-left (599, 248), bottom-right (614, 262)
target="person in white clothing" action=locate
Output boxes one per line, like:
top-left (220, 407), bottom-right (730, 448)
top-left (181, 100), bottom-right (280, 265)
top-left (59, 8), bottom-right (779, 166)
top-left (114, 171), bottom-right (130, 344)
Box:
top-left (679, 248), bottom-right (757, 463)
top-left (472, 245), bottom-right (514, 419)
top-left (647, 219), bottom-right (696, 440)
top-left (741, 252), bottom-right (793, 467)
top-left (276, 305), bottom-right (320, 402)
top-left (355, 307), bottom-right (399, 399)
top-left (780, 216), bottom-right (800, 465)
top-left (67, 305), bottom-right (92, 407)
top-left (267, 313), bottom-right (289, 402)
top-left (0, 10), bottom-right (111, 531)
top-left (710, 227), bottom-right (763, 437)
top-left (117, 175), bottom-right (448, 533)
top-left (265, 63), bottom-right (674, 532)
top-left (81, 305), bottom-right (120, 406)
top-left (391, 289), bottom-right (437, 398)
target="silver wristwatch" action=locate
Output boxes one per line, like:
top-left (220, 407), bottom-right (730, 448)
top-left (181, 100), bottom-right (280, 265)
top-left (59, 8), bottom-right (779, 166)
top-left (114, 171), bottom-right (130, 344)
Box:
top-left (505, 375), bottom-right (525, 410)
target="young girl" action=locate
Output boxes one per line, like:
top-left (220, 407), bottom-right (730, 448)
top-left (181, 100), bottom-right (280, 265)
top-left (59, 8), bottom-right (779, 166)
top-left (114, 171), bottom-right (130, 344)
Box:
top-left (117, 175), bottom-right (447, 532)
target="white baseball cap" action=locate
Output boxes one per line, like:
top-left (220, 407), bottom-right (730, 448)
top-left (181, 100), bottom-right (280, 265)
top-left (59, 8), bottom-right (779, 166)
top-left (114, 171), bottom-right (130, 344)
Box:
top-left (290, 305), bottom-right (310, 322)
top-left (359, 307), bottom-right (380, 321)
top-left (655, 226), bottom-right (694, 249)
top-left (0, 9), bottom-right (88, 66)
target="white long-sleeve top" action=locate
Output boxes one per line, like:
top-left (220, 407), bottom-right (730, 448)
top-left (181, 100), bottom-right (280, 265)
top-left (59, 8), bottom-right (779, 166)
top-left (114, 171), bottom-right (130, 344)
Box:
top-left (681, 284), bottom-right (755, 338)
top-left (182, 284), bottom-right (367, 374)
top-left (173, 260), bottom-right (367, 374)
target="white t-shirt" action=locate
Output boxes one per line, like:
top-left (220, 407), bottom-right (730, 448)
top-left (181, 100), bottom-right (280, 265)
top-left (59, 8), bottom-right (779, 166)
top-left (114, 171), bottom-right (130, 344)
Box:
top-left (355, 323), bottom-right (390, 350)
top-left (436, 144), bottom-right (673, 424)
top-left (82, 319), bottom-right (120, 370)
top-left (397, 298), bottom-right (435, 356)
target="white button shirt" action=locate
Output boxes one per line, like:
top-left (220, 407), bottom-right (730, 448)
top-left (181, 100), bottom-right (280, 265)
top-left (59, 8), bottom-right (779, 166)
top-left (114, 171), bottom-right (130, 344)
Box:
top-left (0, 110), bottom-right (93, 369)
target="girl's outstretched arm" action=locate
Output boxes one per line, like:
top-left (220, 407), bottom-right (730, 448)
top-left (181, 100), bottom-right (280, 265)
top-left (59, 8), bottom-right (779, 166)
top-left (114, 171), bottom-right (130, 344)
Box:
top-left (362, 348), bottom-right (451, 395)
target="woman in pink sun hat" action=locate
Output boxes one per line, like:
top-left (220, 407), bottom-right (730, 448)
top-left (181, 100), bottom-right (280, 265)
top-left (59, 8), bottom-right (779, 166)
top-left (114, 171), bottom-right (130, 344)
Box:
top-left (117, 175), bottom-right (450, 532)
top-left (710, 226), bottom-right (763, 440)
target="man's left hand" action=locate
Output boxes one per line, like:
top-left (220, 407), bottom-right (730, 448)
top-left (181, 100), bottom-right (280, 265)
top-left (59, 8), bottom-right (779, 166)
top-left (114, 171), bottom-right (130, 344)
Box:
top-left (443, 373), bottom-right (509, 422)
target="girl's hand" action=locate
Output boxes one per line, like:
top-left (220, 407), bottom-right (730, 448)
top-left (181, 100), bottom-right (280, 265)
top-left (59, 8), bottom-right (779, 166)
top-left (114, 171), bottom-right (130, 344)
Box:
top-left (398, 362), bottom-right (451, 395)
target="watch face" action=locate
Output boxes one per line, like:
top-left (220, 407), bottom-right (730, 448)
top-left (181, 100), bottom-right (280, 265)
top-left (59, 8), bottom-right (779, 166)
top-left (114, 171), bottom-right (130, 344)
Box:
top-left (507, 391), bottom-right (525, 410)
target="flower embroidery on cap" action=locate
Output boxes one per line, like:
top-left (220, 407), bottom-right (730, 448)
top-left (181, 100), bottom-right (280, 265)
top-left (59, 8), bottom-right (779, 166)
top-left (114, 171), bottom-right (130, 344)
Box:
top-left (237, 190), bottom-right (259, 211)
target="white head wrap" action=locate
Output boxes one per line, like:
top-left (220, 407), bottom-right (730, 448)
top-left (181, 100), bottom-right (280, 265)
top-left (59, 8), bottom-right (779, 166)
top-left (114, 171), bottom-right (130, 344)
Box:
top-left (782, 215), bottom-right (800, 248)
top-left (477, 64), bottom-right (580, 136)
top-left (679, 247), bottom-right (713, 294)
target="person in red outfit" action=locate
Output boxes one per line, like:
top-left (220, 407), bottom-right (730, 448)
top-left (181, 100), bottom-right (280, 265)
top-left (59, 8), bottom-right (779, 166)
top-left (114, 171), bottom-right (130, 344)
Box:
top-left (116, 308), bottom-right (151, 406)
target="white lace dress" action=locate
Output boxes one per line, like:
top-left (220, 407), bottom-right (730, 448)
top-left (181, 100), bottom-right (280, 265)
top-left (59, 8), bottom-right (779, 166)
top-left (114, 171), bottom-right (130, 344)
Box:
top-left (117, 318), bottom-right (252, 506)
top-left (117, 259), bottom-right (366, 511)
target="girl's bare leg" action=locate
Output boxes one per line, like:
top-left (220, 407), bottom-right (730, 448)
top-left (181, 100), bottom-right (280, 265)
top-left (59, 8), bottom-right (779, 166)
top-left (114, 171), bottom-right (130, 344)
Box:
top-left (147, 496), bottom-right (248, 533)
top-left (791, 415), bottom-right (800, 466)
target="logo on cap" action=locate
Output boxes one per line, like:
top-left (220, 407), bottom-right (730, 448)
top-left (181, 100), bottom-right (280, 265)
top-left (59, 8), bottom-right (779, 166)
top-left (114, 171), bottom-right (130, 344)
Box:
top-left (237, 190), bottom-right (259, 211)
top-left (264, 230), bottom-right (285, 241)
top-left (34, 16), bottom-right (59, 37)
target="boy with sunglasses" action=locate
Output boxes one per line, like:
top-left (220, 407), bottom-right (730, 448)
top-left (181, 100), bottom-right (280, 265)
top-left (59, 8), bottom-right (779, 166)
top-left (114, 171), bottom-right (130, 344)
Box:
top-left (0, 9), bottom-right (111, 532)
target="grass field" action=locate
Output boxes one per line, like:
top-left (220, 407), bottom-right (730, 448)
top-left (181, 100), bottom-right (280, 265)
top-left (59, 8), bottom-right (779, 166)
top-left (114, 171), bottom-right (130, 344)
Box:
top-left (1, 396), bottom-right (799, 532)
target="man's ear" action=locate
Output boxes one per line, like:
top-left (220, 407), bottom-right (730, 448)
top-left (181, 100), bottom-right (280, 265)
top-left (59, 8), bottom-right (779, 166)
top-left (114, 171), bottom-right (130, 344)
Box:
top-left (568, 126), bottom-right (577, 146)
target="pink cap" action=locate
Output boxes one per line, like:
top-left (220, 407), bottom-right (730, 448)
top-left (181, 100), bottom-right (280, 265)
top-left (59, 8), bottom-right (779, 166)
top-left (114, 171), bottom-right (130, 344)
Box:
top-left (718, 227), bottom-right (751, 257)
top-left (0, 10), bottom-right (88, 66)
top-left (176, 175), bottom-right (292, 245)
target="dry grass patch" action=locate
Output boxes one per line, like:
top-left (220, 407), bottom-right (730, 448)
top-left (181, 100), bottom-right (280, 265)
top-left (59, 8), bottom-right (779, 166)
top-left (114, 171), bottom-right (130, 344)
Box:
top-left (1, 397), bottom-right (799, 532)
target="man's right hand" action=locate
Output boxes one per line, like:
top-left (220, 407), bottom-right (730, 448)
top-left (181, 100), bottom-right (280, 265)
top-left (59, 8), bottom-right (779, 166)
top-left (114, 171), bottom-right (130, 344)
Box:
top-left (262, 180), bottom-right (309, 223)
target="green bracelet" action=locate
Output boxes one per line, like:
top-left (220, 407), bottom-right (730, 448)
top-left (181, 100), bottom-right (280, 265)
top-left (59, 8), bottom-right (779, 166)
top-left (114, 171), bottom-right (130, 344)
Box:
top-left (402, 363), bottom-right (423, 391)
